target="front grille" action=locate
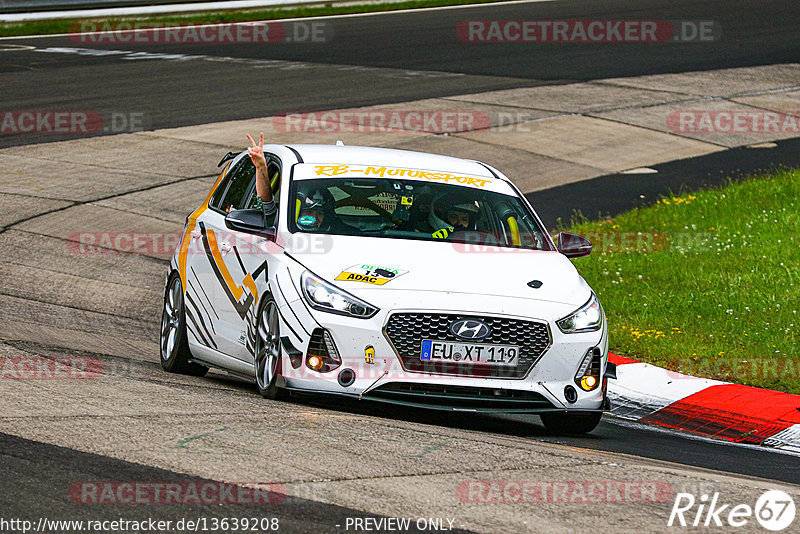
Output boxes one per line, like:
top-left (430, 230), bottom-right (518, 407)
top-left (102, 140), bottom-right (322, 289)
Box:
top-left (366, 383), bottom-right (555, 412)
top-left (384, 313), bottom-right (551, 379)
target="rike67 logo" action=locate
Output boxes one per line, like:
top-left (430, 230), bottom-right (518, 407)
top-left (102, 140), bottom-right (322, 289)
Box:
top-left (669, 490), bottom-right (796, 531)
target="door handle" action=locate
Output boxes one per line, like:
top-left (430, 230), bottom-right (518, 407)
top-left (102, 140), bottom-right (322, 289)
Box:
top-left (220, 242), bottom-right (232, 254)
top-left (191, 230), bottom-right (201, 240)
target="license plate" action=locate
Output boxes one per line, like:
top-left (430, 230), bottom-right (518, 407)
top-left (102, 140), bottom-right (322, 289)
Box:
top-left (420, 339), bottom-right (519, 367)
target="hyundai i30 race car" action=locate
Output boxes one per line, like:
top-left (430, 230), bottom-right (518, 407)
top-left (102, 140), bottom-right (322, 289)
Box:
top-left (161, 143), bottom-right (614, 434)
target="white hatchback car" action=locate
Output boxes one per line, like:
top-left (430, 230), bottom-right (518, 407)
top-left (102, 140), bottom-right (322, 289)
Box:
top-left (161, 144), bottom-right (614, 434)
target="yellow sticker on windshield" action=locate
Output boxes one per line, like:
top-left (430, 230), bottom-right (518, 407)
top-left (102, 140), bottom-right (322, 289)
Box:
top-left (313, 165), bottom-right (492, 188)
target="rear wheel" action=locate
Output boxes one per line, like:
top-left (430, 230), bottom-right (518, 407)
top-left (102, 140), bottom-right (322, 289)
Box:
top-left (254, 297), bottom-right (287, 400)
top-left (160, 274), bottom-right (208, 377)
top-left (540, 411), bottom-right (602, 435)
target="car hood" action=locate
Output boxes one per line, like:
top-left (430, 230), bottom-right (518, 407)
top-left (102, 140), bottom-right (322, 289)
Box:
top-left (285, 235), bottom-right (592, 307)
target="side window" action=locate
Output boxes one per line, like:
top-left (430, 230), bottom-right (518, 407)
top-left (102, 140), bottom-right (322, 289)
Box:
top-left (209, 168), bottom-right (233, 211)
top-left (221, 159), bottom-right (256, 212)
top-left (210, 158), bottom-right (256, 213)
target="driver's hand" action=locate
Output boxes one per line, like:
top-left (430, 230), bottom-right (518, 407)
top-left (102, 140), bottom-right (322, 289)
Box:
top-left (246, 132), bottom-right (268, 173)
top-left (432, 226), bottom-right (454, 239)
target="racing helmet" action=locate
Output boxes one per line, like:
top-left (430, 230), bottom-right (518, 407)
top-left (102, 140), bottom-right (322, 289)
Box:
top-left (429, 193), bottom-right (481, 231)
top-left (296, 187), bottom-right (336, 229)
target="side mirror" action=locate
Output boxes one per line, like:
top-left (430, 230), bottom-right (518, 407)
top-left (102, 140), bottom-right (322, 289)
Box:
top-left (557, 232), bottom-right (592, 258)
top-left (225, 209), bottom-right (276, 240)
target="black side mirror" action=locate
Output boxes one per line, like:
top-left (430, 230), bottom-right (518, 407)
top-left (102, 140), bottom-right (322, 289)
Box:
top-left (557, 232), bottom-right (592, 258)
top-left (225, 209), bottom-right (276, 240)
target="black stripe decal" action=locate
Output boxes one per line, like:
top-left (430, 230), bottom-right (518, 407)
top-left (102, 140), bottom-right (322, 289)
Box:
top-left (275, 277), bottom-right (311, 335)
top-left (185, 308), bottom-right (215, 348)
top-left (276, 307), bottom-right (301, 342)
top-left (186, 322), bottom-right (203, 345)
top-left (187, 284), bottom-right (216, 334)
top-left (186, 291), bottom-right (216, 338)
top-left (252, 261), bottom-right (268, 282)
top-left (233, 246), bottom-right (247, 275)
top-left (190, 266), bottom-right (220, 321)
top-left (200, 222), bottom-right (255, 320)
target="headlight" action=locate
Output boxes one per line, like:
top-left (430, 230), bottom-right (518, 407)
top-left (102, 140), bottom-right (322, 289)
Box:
top-left (300, 270), bottom-right (378, 319)
top-left (557, 293), bottom-right (603, 333)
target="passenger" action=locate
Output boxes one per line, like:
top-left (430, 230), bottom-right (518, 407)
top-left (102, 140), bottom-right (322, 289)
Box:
top-left (296, 187), bottom-right (355, 234)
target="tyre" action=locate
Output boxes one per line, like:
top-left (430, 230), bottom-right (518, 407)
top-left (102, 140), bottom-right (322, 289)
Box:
top-left (160, 273), bottom-right (209, 377)
top-left (540, 411), bottom-right (602, 435)
top-left (254, 296), bottom-right (287, 400)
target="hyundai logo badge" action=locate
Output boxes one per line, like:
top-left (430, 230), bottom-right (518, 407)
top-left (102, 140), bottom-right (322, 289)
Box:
top-left (450, 319), bottom-right (492, 340)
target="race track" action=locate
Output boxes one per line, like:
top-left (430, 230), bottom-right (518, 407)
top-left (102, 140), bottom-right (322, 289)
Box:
top-left (1, 0), bottom-right (800, 531)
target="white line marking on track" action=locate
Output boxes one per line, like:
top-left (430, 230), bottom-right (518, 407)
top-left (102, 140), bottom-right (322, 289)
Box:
top-left (32, 46), bottom-right (466, 79)
top-left (0, 44), bottom-right (35, 51)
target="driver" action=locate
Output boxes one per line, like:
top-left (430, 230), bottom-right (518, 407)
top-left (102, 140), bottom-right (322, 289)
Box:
top-left (429, 194), bottom-right (481, 239)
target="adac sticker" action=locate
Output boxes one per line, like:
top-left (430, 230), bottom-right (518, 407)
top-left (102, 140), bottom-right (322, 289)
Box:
top-left (334, 264), bottom-right (408, 286)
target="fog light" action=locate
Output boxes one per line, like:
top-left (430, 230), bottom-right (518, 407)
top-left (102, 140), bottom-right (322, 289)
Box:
top-left (575, 347), bottom-right (602, 392)
top-left (305, 328), bottom-right (342, 373)
top-left (580, 375), bottom-right (598, 390)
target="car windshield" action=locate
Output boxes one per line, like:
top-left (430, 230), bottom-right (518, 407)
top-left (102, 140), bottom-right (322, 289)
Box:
top-left (288, 177), bottom-right (551, 250)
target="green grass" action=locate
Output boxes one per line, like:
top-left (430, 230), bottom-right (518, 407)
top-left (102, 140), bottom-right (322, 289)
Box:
top-left (0, 0), bottom-right (505, 37)
top-left (566, 168), bottom-right (800, 394)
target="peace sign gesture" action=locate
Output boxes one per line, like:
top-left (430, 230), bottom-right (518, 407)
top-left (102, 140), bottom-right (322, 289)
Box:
top-left (246, 132), bottom-right (267, 172)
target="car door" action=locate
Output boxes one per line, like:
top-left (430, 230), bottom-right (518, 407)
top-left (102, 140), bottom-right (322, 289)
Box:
top-left (185, 154), bottom-right (281, 363)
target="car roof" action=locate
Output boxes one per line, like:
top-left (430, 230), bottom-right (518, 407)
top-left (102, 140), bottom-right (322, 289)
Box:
top-left (281, 143), bottom-right (500, 180)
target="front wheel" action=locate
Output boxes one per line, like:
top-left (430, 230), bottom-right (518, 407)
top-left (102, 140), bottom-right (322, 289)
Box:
top-left (160, 274), bottom-right (209, 377)
top-left (540, 411), bottom-right (602, 435)
top-left (254, 297), bottom-right (287, 400)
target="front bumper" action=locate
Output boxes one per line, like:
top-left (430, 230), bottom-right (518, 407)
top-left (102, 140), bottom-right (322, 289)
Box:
top-left (278, 293), bottom-right (609, 413)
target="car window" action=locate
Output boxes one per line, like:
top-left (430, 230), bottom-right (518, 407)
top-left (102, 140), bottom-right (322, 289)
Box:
top-left (245, 158), bottom-right (282, 209)
top-left (220, 160), bottom-right (256, 213)
top-left (209, 158), bottom-right (253, 212)
top-left (288, 177), bottom-right (551, 250)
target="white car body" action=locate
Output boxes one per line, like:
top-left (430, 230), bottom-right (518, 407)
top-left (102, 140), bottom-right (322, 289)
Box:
top-left (165, 144), bottom-right (610, 418)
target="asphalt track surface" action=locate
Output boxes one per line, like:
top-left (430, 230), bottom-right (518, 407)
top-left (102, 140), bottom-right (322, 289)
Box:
top-left (2, 0), bottom-right (800, 530)
top-left (1, 0), bottom-right (800, 148)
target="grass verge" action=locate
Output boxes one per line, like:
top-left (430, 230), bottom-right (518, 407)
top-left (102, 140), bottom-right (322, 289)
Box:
top-left (566, 168), bottom-right (800, 394)
top-left (0, 0), bottom-right (505, 37)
